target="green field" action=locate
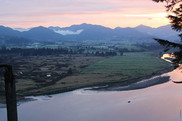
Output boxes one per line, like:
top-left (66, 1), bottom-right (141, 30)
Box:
top-left (82, 52), bottom-right (170, 81)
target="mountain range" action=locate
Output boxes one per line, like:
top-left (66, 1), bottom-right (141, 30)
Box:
top-left (0, 23), bottom-right (180, 45)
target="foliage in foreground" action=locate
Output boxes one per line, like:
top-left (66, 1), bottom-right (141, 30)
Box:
top-left (153, 0), bottom-right (182, 63)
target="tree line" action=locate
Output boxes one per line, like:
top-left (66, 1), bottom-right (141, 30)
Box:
top-left (0, 47), bottom-right (120, 57)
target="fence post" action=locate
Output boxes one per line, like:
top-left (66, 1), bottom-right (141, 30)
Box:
top-left (0, 65), bottom-right (18, 121)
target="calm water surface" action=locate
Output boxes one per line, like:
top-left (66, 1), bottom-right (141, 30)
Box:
top-left (1, 65), bottom-right (182, 121)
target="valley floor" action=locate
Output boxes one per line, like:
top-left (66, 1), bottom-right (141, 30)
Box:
top-left (0, 52), bottom-right (171, 102)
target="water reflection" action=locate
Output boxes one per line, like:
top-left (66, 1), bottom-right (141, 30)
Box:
top-left (1, 60), bottom-right (182, 121)
top-left (161, 53), bottom-right (176, 63)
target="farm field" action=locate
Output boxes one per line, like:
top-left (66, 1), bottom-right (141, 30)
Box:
top-left (82, 52), bottom-right (169, 76)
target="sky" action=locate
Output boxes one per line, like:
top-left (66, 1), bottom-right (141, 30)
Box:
top-left (0, 0), bottom-right (170, 28)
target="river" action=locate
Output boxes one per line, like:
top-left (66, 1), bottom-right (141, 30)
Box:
top-left (1, 65), bottom-right (182, 121)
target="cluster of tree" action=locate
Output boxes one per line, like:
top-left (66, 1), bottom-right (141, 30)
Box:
top-left (135, 43), bottom-right (163, 51)
top-left (153, 0), bottom-right (182, 63)
top-left (0, 47), bottom-right (73, 56)
top-left (116, 48), bottom-right (145, 53)
top-left (94, 51), bottom-right (118, 56)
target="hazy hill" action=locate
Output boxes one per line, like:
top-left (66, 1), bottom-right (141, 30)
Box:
top-left (0, 25), bottom-right (21, 37)
top-left (22, 26), bottom-right (64, 41)
top-left (64, 23), bottom-right (113, 40)
top-left (49, 23), bottom-right (154, 42)
top-left (0, 26), bottom-right (32, 45)
top-left (112, 27), bottom-right (154, 42)
top-left (0, 25), bottom-right (64, 42)
top-left (135, 24), bottom-right (180, 41)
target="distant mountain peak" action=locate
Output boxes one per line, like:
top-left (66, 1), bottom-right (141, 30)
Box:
top-left (0, 25), bottom-right (15, 30)
top-left (80, 23), bottom-right (89, 25)
top-left (135, 24), bottom-right (153, 29)
top-left (35, 26), bottom-right (47, 29)
top-left (114, 27), bottom-right (122, 30)
top-left (48, 26), bottom-right (61, 29)
top-left (156, 24), bottom-right (172, 29)
top-left (0, 25), bottom-right (5, 27)
top-left (49, 26), bottom-right (61, 28)
top-left (29, 26), bottom-right (51, 31)
top-left (139, 24), bottom-right (145, 26)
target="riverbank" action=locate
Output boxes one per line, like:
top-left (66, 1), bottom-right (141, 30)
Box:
top-left (5, 64), bottom-right (173, 104)
top-left (90, 66), bottom-right (173, 91)
top-left (0, 66), bottom-right (173, 105)
top-left (0, 52), bottom-right (172, 103)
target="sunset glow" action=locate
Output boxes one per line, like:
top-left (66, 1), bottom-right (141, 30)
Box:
top-left (0, 0), bottom-right (170, 28)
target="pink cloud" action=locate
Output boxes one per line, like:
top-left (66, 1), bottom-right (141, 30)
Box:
top-left (0, 0), bottom-right (169, 28)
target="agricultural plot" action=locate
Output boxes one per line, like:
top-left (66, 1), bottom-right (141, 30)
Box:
top-left (82, 52), bottom-right (170, 79)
